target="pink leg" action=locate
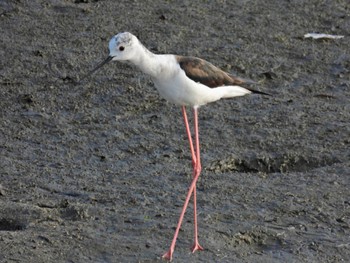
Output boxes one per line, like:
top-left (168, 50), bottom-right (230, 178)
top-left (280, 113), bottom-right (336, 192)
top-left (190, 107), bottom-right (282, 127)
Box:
top-left (182, 106), bottom-right (197, 166)
top-left (162, 106), bottom-right (203, 261)
top-left (182, 106), bottom-right (203, 252)
top-left (182, 106), bottom-right (199, 239)
top-left (191, 107), bottom-right (204, 253)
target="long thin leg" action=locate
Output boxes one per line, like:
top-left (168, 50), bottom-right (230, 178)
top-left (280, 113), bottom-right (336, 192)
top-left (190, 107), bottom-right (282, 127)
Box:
top-left (182, 106), bottom-right (197, 166)
top-left (161, 162), bottom-right (202, 260)
top-left (182, 106), bottom-right (203, 252)
top-left (162, 107), bottom-right (203, 261)
top-left (191, 107), bottom-right (204, 253)
top-left (182, 106), bottom-right (200, 247)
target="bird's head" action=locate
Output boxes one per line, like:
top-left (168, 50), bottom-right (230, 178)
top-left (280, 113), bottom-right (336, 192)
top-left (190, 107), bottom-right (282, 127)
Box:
top-left (78, 32), bottom-right (139, 82)
top-left (109, 32), bottom-right (139, 61)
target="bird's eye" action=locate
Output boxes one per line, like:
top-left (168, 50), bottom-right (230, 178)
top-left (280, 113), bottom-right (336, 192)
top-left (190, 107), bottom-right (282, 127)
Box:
top-left (119, 46), bottom-right (125, 51)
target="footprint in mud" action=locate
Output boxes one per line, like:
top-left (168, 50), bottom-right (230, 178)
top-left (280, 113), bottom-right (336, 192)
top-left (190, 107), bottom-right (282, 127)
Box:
top-left (59, 203), bottom-right (89, 221)
top-left (0, 203), bottom-right (42, 232)
top-left (0, 218), bottom-right (27, 231)
top-left (233, 228), bottom-right (289, 255)
top-left (207, 152), bottom-right (339, 173)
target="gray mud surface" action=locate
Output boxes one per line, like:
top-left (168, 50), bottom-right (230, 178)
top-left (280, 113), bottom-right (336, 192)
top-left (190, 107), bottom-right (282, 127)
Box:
top-left (1, 1), bottom-right (349, 262)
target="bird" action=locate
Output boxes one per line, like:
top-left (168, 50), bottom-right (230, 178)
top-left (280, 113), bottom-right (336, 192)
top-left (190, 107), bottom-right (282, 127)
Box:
top-left (80, 32), bottom-right (269, 261)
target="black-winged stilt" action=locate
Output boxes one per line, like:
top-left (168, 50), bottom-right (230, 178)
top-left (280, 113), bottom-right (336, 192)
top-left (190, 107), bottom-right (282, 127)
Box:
top-left (81, 32), bottom-right (269, 261)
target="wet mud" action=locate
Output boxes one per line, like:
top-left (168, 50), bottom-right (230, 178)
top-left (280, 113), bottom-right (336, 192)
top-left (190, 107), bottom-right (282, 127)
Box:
top-left (1, 0), bottom-right (349, 262)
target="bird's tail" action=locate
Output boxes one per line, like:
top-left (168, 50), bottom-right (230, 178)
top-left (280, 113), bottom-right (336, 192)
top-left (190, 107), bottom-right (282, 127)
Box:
top-left (220, 86), bottom-right (252, 98)
top-left (228, 74), bottom-right (270, 96)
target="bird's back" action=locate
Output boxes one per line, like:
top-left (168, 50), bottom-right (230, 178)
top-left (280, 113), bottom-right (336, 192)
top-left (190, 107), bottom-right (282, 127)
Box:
top-left (176, 56), bottom-right (250, 88)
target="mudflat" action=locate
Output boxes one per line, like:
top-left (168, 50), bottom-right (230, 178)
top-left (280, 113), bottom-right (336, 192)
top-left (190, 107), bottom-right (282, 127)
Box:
top-left (1, 1), bottom-right (349, 262)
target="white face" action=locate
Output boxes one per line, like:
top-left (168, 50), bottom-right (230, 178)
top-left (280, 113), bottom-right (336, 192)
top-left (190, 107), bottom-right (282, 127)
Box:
top-left (109, 32), bottom-right (137, 61)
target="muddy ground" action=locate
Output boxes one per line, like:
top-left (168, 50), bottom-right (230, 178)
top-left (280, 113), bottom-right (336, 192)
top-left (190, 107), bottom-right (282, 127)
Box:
top-left (1, 0), bottom-right (349, 262)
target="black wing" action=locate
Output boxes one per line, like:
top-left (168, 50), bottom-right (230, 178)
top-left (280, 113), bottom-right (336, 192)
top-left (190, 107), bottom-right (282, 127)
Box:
top-left (176, 55), bottom-right (247, 87)
top-left (176, 55), bottom-right (270, 95)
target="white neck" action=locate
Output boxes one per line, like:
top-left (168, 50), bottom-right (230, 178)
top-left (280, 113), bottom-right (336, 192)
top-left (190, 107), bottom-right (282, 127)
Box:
top-left (128, 44), bottom-right (161, 78)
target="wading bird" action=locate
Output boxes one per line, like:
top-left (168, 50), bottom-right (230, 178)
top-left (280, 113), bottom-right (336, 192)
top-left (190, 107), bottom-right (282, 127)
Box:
top-left (80, 32), bottom-right (268, 261)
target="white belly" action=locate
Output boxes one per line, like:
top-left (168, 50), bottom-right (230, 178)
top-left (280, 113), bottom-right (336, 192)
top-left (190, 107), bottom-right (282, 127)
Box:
top-left (153, 70), bottom-right (220, 107)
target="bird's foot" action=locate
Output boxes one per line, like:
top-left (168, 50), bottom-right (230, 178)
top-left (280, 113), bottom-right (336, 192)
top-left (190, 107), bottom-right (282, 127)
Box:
top-left (191, 242), bottom-right (204, 253)
top-left (162, 248), bottom-right (174, 261)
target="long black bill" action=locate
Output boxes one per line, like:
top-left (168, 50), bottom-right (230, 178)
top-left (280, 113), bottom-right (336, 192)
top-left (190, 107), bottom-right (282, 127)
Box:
top-left (78, 55), bottom-right (113, 83)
